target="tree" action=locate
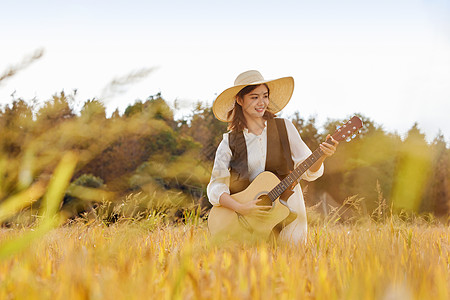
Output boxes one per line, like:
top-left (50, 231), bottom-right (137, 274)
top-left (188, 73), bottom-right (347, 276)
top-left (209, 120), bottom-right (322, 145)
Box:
top-left (80, 99), bottom-right (106, 121)
top-left (179, 102), bottom-right (227, 161)
top-left (290, 112), bottom-right (320, 150)
top-left (34, 91), bottom-right (75, 134)
top-left (422, 132), bottom-right (449, 215)
top-left (0, 99), bottom-right (34, 156)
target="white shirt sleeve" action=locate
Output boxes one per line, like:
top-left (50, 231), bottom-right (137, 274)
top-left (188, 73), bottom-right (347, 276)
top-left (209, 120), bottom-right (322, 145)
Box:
top-left (206, 133), bottom-right (232, 206)
top-left (284, 119), bottom-right (324, 181)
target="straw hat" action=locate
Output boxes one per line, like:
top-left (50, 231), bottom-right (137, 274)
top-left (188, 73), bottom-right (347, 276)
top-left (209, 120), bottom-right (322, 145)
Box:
top-left (212, 70), bottom-right (294, 122)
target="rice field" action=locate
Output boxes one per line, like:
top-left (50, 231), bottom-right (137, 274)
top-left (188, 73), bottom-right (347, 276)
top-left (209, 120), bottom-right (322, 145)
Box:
top-left (0, 216), bottom-right (448, 300)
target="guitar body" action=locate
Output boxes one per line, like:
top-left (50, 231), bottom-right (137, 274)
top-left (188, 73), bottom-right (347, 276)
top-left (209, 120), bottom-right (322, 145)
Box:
top-left (208, 171), bottom-right (290, 241)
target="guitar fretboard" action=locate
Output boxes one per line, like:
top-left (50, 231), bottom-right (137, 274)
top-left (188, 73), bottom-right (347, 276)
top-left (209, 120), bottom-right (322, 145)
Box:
top-left (267, 147), bottom-right (325, 201)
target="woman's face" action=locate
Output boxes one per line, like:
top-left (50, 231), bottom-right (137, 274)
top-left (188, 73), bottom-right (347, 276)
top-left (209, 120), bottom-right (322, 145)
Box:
top-left (237, 84), bottom-right (269, 121)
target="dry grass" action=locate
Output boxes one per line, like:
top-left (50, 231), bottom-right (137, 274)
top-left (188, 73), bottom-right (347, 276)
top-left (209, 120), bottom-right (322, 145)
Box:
top-left (0, 217), bottom-right (448, 300)
top-left (1, 51), bottom-right (448, 300)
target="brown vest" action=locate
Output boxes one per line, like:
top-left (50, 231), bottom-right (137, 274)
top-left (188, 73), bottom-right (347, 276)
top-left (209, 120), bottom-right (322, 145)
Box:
top-left (228, 118), bottom-right (294, 194)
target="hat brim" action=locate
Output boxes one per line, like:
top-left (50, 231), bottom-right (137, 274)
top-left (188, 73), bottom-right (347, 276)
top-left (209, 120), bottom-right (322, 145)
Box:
top-left (212, 76), bottom-right (294, 122)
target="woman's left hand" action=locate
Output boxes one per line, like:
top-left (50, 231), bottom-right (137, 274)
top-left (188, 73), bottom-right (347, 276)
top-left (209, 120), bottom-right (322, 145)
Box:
top-left (319, 134), bottom-right (339, 157)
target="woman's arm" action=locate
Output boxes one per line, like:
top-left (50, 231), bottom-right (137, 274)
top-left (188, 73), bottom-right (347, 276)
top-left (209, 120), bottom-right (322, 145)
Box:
top-left (207, 133), bottom-right (271, 215)
top-left (206, 134), bottom-right (232, 206)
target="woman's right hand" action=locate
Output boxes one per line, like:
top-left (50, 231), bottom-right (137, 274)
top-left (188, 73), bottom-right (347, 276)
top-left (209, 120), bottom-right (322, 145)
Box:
top-left (219, 192), bottom-right (272, 216)
top-left (235, 199), bottom-right (273, 216)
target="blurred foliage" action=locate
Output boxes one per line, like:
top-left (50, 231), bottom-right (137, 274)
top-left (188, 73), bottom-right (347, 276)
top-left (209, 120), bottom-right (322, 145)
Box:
top-left (177, 102), bottom-right (228, 161)
top-left (0, 82), bottom-right (449, 225)
top-left (0, 90), bottom-right (214, 224)
top-left (62, 174), bottom-right (106, 218)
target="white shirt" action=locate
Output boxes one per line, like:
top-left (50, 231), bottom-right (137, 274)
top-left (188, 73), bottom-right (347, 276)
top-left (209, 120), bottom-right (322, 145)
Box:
top-left (206, 118), bottom-right (324, 243)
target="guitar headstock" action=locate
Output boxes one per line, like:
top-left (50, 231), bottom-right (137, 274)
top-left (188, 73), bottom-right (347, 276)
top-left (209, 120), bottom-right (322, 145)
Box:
top-left (331, 116), bottom-right (363, 142)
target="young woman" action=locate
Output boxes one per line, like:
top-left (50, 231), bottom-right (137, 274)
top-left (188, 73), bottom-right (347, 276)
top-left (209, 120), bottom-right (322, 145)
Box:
top-left (207, 70), bottom-right (338, 244)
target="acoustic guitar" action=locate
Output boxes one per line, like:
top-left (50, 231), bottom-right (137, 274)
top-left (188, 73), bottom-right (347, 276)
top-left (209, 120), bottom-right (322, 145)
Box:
top-left (208, 116), bottom-right (363, 241)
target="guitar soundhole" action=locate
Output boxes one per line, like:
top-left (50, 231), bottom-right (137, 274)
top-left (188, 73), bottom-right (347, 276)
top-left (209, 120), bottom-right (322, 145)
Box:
top-left (257, 195), bottom-right (273, 211)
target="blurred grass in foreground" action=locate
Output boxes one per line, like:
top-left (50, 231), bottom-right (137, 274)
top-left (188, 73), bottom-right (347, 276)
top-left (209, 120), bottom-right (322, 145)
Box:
top-left (0, 214), bottom-right (448, 300)
top-left (0, 152), bottom-right (78, 259)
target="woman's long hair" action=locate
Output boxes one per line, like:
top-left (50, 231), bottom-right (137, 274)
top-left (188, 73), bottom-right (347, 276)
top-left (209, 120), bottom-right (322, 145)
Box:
top-left (227, 84), bottom-right (275, 132)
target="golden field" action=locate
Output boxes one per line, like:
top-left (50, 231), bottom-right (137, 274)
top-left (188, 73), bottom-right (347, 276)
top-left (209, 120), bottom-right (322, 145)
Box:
top-left (1, 52), bottom-right (449, 300)
top-left (0, 216), bottom-right (448, 300)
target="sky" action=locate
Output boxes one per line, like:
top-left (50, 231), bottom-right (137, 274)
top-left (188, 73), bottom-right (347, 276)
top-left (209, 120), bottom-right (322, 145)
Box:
top-left (1, 0), bottom-right (449, 143)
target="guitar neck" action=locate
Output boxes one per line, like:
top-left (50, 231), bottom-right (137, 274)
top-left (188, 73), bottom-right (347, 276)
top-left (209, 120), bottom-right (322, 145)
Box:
top-left (267, 139), bottom-right (331, 201)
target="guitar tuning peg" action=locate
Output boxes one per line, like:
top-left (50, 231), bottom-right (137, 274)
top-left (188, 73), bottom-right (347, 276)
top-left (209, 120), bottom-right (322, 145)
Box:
top-left (346, 137), bottom-right (352, 142)
top-left (352, 134), bottom-right (356, 139)
top-left (336, 125), bottom-right (341, 129)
